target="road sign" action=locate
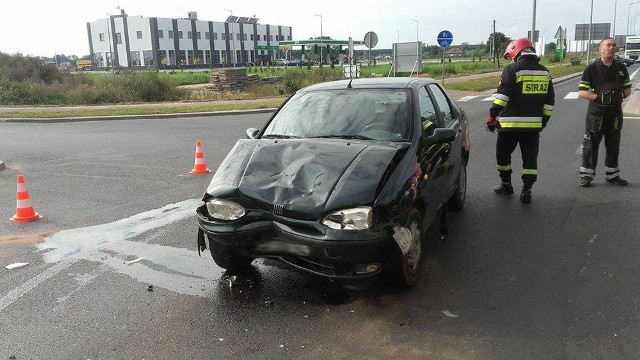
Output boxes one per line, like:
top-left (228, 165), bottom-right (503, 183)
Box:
top-left (255, 45), bottom-right (279, 50)
top-left (364, 31), bottom-right (378, 49)
top-left (437, 30), bottom-right (453, 47)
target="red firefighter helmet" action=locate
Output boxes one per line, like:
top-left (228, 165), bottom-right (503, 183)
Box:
top-left (503, 38), bottom-right (535, 60)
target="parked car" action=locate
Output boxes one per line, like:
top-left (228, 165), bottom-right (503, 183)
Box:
top-left (196, 77), bottom-right (471, 288)
top-left (288, 59), bottom-right (304, 67)
top-left (614, 55), bottom-right (635, 67)
top-left (275, 58), bottom-right (290, 66)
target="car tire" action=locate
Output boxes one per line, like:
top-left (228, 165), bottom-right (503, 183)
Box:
top-left (394, 209), bottom-right (423, 287)
top-left (208, 237), bottom-right (254, 272)
top-left (449, 162), bottom-right (467, 211)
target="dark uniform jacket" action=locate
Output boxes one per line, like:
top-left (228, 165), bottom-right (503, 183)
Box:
top-left (578, 59), bottom-right (631, 132)
top-left (489, 55), bottom-right (555, 132)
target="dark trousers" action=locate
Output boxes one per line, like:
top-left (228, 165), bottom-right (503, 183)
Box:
top-left (580, 118), bottom-right (621, 180)
top-left (496, 131), bottom-right (540, 187)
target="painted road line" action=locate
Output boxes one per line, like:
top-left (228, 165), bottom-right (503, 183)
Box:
top-left (457, 96), bottom-right (478, 102)
top-left (482, 94), bottom-right (496, 101)
top-left (564, 92), bottom-right (580, 99)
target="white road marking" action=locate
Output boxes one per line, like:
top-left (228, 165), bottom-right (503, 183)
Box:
top-left (457, 95), bottom-right (478, 101)
top-left (564, 92), bottom-right (580, 99)
top-left (576, 144), bottom-right (583, 155)
top-left (630, 68), bottom-right (640, 80)
top-left (0, 199), bottom-right (223, 314)
top-left (482, 94), bottom-right (496, 101)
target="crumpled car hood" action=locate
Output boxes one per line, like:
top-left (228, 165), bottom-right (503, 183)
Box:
top-left (206, 139), bottom-right (408, 219)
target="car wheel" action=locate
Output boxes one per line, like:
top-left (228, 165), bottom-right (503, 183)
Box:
top-left (449, 162), bottom-right (467, 211)
top-left (395, 209), bottom-right (423, 287)
top-left (208, 237), bottom-right (254, 272)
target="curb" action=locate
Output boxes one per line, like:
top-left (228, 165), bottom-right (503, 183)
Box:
top-left (1, 108), bottom-right (278, 124)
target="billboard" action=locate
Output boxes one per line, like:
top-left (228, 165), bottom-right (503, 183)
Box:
top-left (575, 23), bottom-right (611, 41)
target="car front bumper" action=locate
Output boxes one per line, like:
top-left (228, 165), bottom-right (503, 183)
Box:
top-left (196, 205), bottom-right (401, 282)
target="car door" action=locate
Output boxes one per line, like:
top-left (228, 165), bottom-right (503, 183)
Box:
top-left (427, 83), bottom-right (463, 197)
top-left (416, 86), bottom-right (450, 222)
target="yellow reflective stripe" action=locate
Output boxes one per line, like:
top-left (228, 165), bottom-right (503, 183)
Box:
top-left (523, 169), bottom-right (538, 175)
top-left (497, 165), bottom-right (511, 171)
top-left (422, 120), bottom-right (433, 130)
top-left (579, 83), bottom-right (591, 90)
top-left (516, 75), bottom-right (550, 83)
top-left (500, 122), bottom-right (543, 128)
top-left (625, 80), bottom-right (632, 86)
top-left (543, 109), bottom-right (553, 116)
top-left (493, 98), bottom-right (508, 107)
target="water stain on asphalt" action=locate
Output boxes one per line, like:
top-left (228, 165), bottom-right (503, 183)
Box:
top-left (0, 231), bottom-right (52, 244)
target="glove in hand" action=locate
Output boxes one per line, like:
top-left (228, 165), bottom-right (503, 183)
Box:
top-left (486, 116), bottom-right (501, 132)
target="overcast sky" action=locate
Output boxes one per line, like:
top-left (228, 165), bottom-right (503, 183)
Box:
top-left (0, 0), bottom-right (628, 57)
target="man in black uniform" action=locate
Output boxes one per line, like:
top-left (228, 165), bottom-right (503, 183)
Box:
top-left (487, 38), bottom-right (555, 203)
top-left (578, 37), bottom-right (632, 187)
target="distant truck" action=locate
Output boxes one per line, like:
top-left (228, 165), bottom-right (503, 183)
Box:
top-left (76, 59), bottom-right (92, 71)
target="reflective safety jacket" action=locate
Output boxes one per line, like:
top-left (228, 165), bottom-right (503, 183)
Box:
top-left (489, 55), bottom-right (555, 132)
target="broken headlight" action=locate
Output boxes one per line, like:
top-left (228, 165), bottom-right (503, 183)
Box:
top-left (322, 207), bottom-right (373, 230)
top-left (206, 199), bottom-right (245, 221)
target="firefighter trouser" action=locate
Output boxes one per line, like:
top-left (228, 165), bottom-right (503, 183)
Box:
top-left (580, 118), bottom-right (622, 180)
top-left (496, 131), bottom-right (540, 187)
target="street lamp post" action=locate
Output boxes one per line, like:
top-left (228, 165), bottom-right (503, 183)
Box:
top-left (225, 9), bottom-right (236, 68)
top-left (412, 18), bottom-right (419, 75)
top-left (628, 1), bottom-right (640, 36)
top-left (395, 29), bottom-right (399, 77)
top-left (614, 0), bottom-right (618, 37)
top-left (314, 14), bottom-right (323, 65)
top-left (587, 0), bottom-right (594, 63)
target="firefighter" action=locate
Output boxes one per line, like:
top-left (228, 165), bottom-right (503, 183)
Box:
top-left (486, 38), bottom-right (555, 203)
top-left (578, 37), bottom-right (631, 187)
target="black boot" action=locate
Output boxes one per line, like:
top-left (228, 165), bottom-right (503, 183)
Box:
top-left (494, 182), bottom-right (514, 196)
top-left (520, 187), bottom-right (532, 203)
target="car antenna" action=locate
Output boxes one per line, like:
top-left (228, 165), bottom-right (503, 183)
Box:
top-left (347, 78), bottom-right (353, 88)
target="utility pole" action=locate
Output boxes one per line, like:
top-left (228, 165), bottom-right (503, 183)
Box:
top-left (587, 0), bottom-right (594, 63)
top-left (493, 20), bottom-right (497, 65)
top-left (531, 0), bottom-right (537, 42)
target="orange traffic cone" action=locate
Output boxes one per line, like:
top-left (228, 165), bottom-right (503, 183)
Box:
top-left (189, 140), bottom-right (211, 175)
top-left (11, 174), bottom-right (42, 223)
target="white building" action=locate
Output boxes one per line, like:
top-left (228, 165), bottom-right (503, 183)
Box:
top-left (87, 10), bottom-right (292, 69)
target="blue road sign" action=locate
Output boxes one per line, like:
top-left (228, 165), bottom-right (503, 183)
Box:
top-left (437, 30), bottom-right (453, 47)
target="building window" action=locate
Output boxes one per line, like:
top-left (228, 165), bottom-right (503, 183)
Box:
top-left (236, 33), bottom-right (241, 41)
top-left (213, 32), bottom-right (218, 40)
top-left (115, 33), bottom-right (122, 44)
top-left (196, 31), bottom-right (201, 39)
top-left (158, 30), bottom-right (164, 39)
top-left (188, 31), bottom-right (192, 39)
top-left (136, 31), bottom-right (143, 39)
top-left (222, 33), bottom-right (227, 40)
top-left (250, 34), bottom-right (254, 41)
top-left (130, 51), bottom-right (141, 66)
top-left (178, 31), bottom-right (183, 39)
top-left (168, 30), bottom-right (174, 38)
top-left (143, 50), bottom-right (154, 66)
top-left (270, 35), bottom-right (273, 41)
top-left (263, 35), bottom-right (267, 41)
top-left (168, 50), bottom-right (176, 65)
top-left (205, 32), bottom-right (210, 40)
top-left (99, 33), bottom-right (105, 41)
top-left (204, 50), bottom-right (211, 64)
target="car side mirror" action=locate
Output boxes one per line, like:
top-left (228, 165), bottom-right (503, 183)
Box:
top-left (425, 128), bottom-right (456, 145)
top-left (246, 128), bottom-right (259, 139)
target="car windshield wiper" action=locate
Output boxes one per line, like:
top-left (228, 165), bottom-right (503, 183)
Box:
top-left (262, 134), bottom-right (299, 139)
top-left (311, 134), bottom-right (375, 140)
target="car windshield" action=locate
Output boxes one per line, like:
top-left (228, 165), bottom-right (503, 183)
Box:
top-left (262, 89), bottom-right (411, 141)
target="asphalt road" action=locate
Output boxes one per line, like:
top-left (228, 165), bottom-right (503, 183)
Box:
top-left (1, 74), bottom-right (640, 359)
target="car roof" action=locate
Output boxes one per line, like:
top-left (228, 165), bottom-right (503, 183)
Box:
top-left (300, 77), bottom-right (438, 92)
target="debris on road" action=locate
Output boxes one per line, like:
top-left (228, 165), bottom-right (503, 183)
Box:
top-left (125, 257), bottom-right (145, 265)
top-left (5, 262), bottom-right (28, 270)
top-left (441, 310), bottom-right (459, 318)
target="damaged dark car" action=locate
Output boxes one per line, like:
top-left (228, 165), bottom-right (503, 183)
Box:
top-left (196, 77), bottom-right (471, 287)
